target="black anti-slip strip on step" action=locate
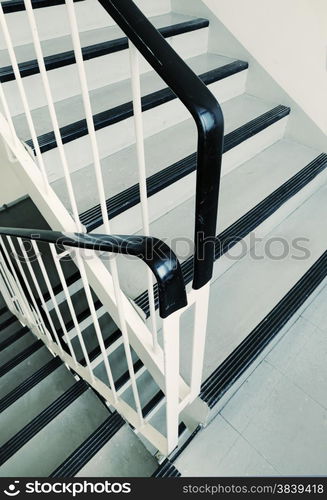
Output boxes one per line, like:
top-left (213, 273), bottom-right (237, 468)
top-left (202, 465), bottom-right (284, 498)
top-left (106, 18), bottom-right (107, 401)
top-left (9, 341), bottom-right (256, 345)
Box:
top-left (115, 359), bottom-right (143, 391)
top-left (26, 60), bottom-right (248, 155)
top-left (50, 412), bottom-right (124, 477)
top-left (0, 312), bottom-right (17, 332)
top-left (0, 18), bottom-right (209, 83)
top-left (152, 459), bottom-right (181, 478)
top-left (0, 356), bottom-right (62, 414)
top-left (2, 0), bottom-right (84, 14)
top-left (0, 379), bottom-right (87, 465)
top-left (142, 390), bottom-right (164, 418)
top-left (0, 338), bottom-right (43, 377)
top-left (0, 325), bottom-right (29, 351)
top-left (200, 250), bottom-right (327, 408)
top-left (81, 104), bottom-right (287, 231)
top-left (135, 152), bottom-right (327, 317)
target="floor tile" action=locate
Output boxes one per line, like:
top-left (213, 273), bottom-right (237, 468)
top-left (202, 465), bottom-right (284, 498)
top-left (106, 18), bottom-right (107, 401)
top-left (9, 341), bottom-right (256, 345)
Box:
top-left (240, 366), bottom-right (327, 475)
top-left (301, 284), bottom-right (327, 332)
top-left (175, 415), bottom-right (239, 477)
top-left (221, 361), bottom-right (283, 434)
top-left (267, 318), bottom-right (327, 409)
top-left (217, 430), bottom-right (279, 476)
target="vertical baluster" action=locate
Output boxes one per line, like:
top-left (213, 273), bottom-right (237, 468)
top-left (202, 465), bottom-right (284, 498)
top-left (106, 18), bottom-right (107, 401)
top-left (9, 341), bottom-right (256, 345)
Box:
top-left (65, 0), bottom-right (144, 423)
top-left (74, 251), bottom-right (117, 401)
top-left (49, 244), bottom-right (94, 379)
top-left (0, 4), bottom-right (49, 189)
top-left (0, 236), bottom-right (34, 323)
top-left (129, 42), bottom-right (159, 352)
top-left (30, 240), bottom-right (77, 360)
top-left (16, 238), bottom-right (57, 345)
top-left (0, 259), bottom-right (21, 314)
top-left (6, 236), bottom-right (48, 338)
top-left (23, 0), bottom-right (82, 230)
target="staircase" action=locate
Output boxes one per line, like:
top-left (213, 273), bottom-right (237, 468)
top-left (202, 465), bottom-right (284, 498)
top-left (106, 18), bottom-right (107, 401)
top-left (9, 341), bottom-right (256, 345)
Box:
top-left (0, 0), bottom-right (326, 477)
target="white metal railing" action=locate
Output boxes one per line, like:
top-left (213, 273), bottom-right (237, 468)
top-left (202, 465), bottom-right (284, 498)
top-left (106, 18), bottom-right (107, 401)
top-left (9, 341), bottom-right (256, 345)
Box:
top-left (0, 0), bottom-right (215, 456)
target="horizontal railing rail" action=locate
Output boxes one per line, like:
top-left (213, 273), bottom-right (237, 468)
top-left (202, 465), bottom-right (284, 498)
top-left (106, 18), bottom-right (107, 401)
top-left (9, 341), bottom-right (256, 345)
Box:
top-left (0, 227), bottom-right (187, 318)
top-left (98, 0), bottom-right (224, 290)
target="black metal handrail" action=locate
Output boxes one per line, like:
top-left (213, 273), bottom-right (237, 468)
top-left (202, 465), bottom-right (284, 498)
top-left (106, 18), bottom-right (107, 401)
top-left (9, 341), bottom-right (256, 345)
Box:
top-left (98, 0), bottom-right (224, 289)
top-left (0, 228), bottom-right (187, 318)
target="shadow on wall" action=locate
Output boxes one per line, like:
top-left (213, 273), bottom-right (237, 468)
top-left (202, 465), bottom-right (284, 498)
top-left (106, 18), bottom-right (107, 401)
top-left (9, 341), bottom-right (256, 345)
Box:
top-left (0, 196), bottom-right (79, 298)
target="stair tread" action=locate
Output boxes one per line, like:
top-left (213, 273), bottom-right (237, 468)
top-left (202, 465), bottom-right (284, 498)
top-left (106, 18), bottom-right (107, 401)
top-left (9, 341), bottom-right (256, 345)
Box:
top-left (0, 364), bottom-right (77, 446)
top-left (0, 386), bottom-right (109, 476)
top-left (0, 12), bottom-right (208, 82)
top-left (0, 339), bottom-right (43, 378)
top-left (2, 0), bottom-right (84, 14)
top-left (51, 93), bottom-right (281, 221)
top-left (0, 356), bottom-right (62, 414)
top-left (0, 325), bottom-right (29, 352)
top-left (0, 327), bottom-right (34, 365)
top-left (76, 423), bottom-right (158, 478)
top-left (0, 346), bottom-right (53, 400)
top-left (13, 52), bottom-right (246, 149)
top-left (50, 412), bottom-right (125, 477)
top-left (106, 139), bottom-right (322, 302)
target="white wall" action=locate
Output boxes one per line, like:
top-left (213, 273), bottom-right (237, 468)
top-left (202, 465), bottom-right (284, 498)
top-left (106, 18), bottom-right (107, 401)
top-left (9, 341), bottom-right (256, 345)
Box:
top-left (202, 0), bottom-right (327, 135)
top-left (0, 140), bottom-right (27, 206)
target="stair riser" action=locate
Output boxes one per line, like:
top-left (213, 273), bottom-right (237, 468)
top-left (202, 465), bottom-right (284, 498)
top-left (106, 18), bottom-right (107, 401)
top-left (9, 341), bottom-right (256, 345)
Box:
top-left (41, 73), bottom-right (247, 184)
top-left (223, 118), bottom-right (288, 177)
top-left (3, 28), bottom-right (209, 116)
top-left (0, 0), bottom-right (172, 49)
top-left (94, 115), bottom-right (288, 236)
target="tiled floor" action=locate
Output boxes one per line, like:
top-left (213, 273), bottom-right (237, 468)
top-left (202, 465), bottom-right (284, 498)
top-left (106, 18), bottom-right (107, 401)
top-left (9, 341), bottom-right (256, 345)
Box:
top-left (176, 280), bottom-right (327, 476)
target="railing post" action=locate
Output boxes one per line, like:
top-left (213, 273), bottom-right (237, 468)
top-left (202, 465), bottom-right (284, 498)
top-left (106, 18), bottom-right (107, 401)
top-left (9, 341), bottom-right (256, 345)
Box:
top-left (189, 283), bottom-right (210, 400)
top-left (162, 311), bottom-right (181, 454)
